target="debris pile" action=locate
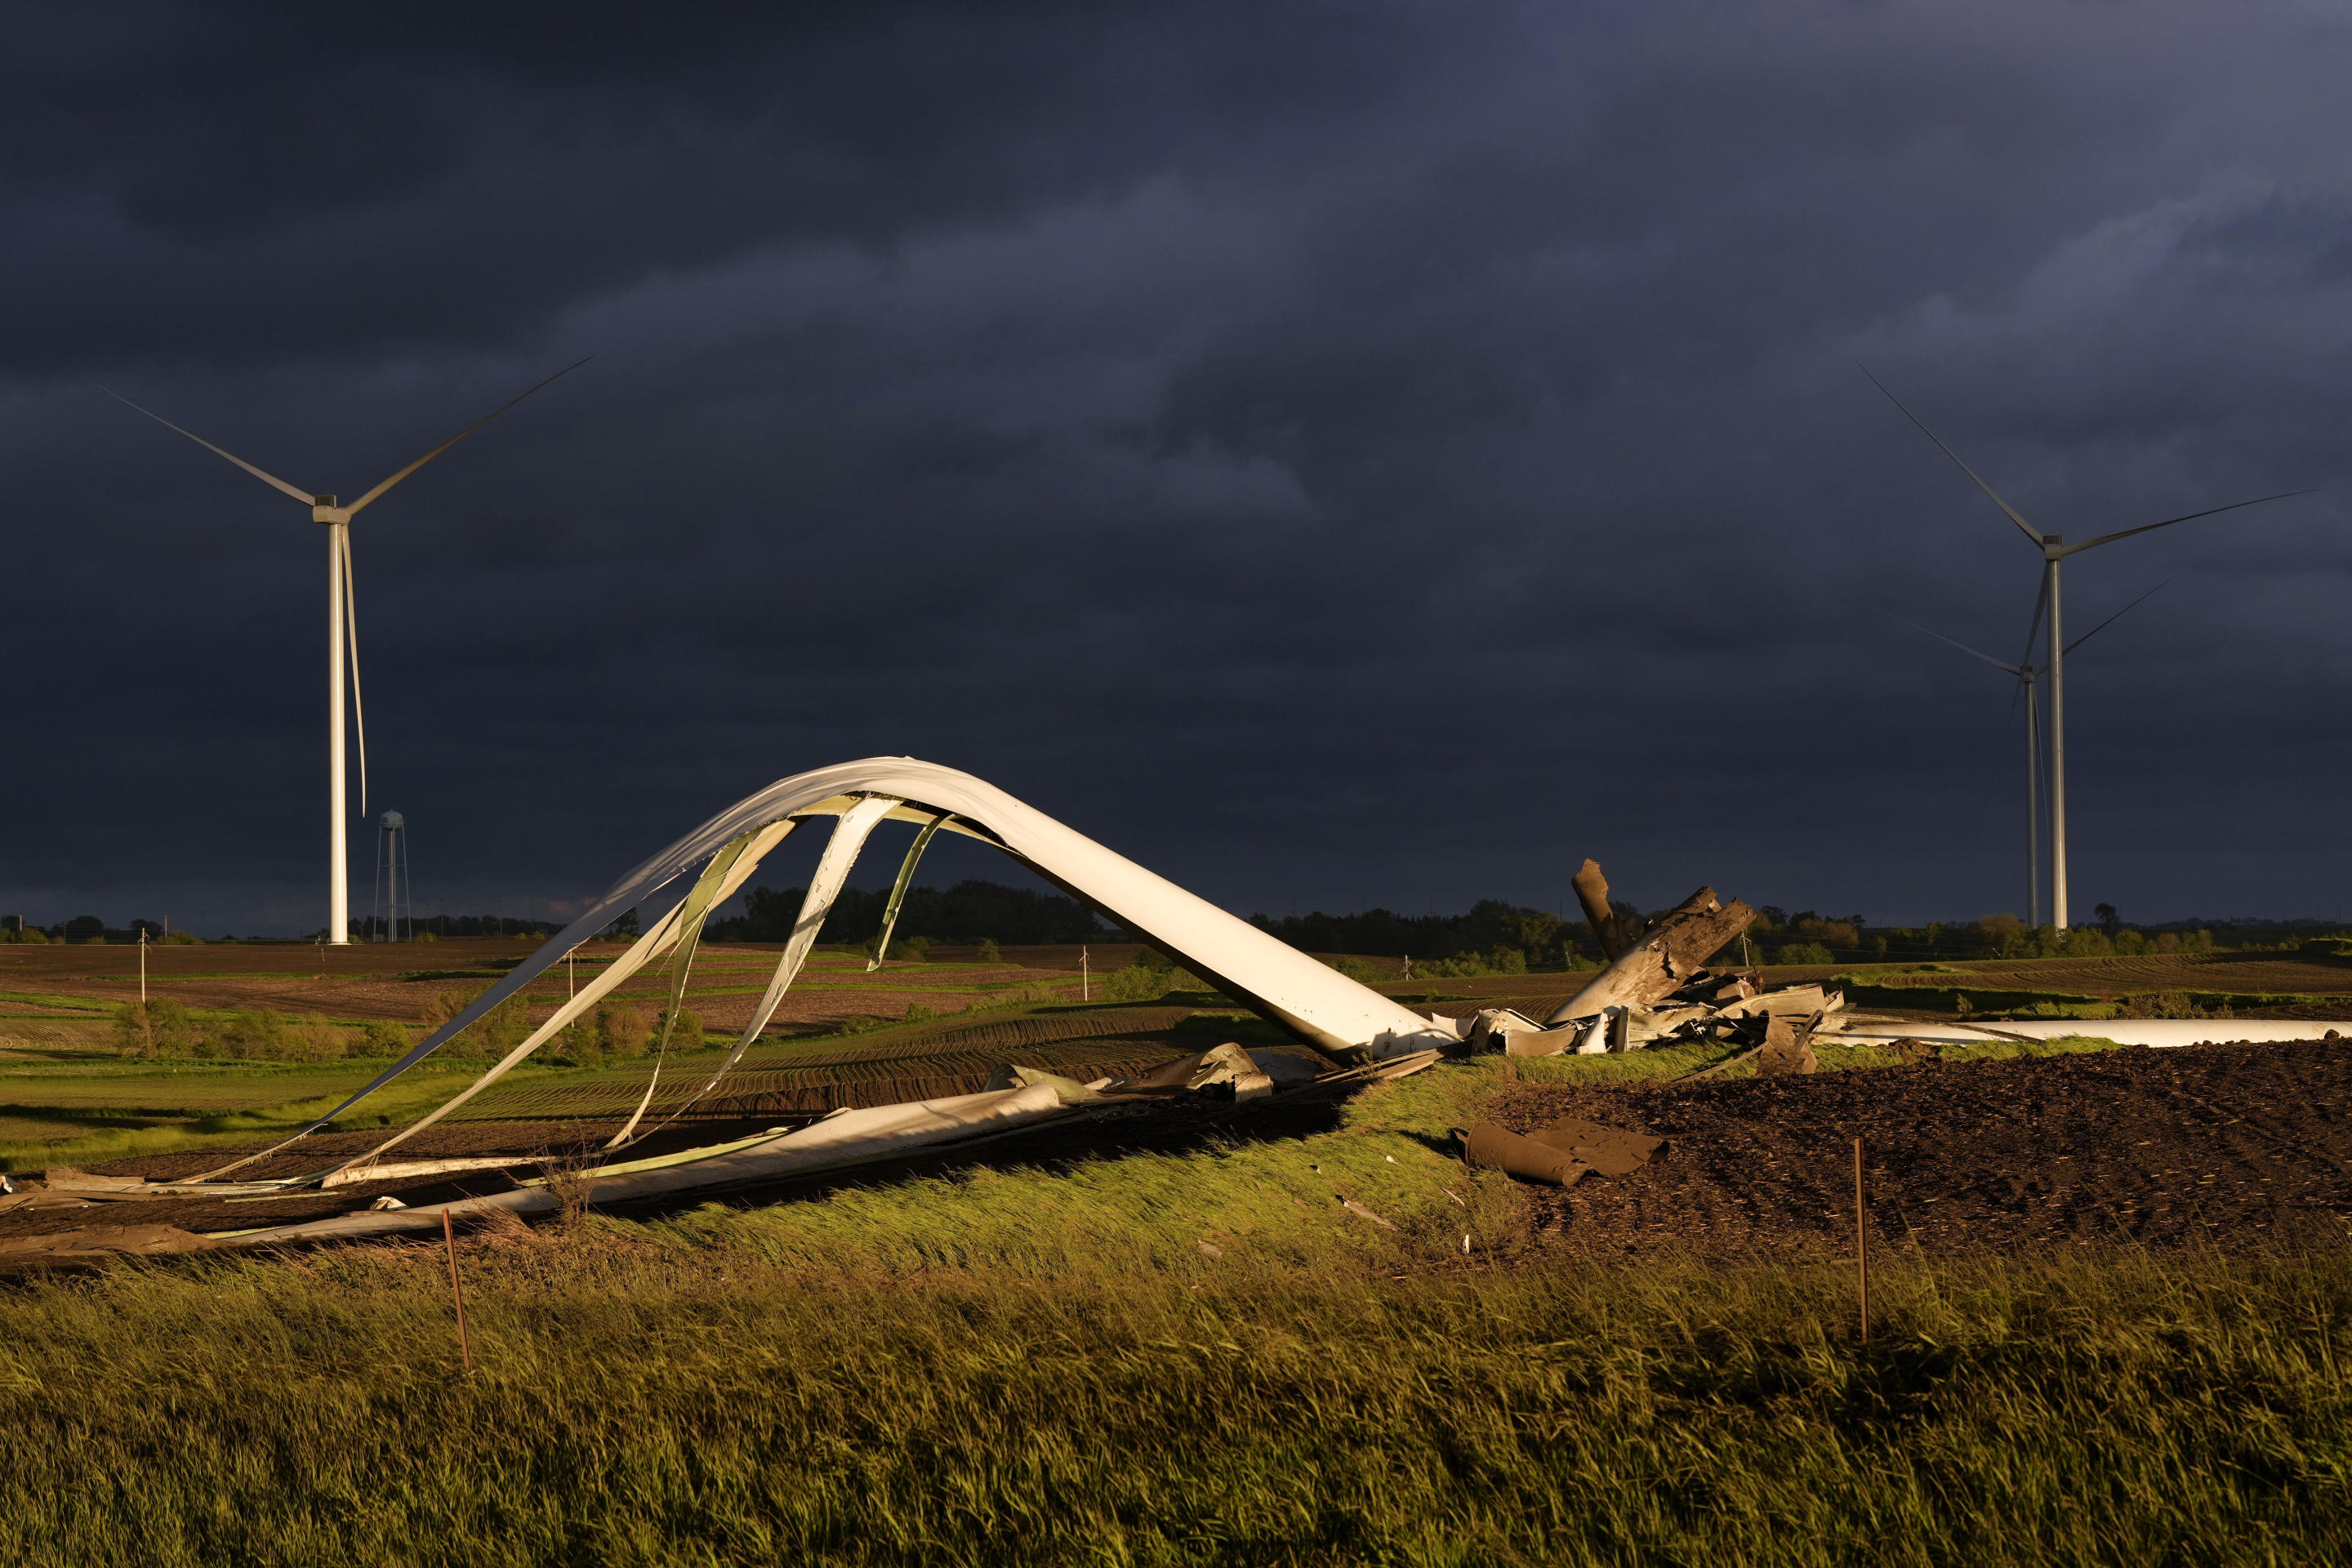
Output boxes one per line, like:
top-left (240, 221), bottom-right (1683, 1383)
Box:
top-left (1459, 861), bottom-right (1843, 1062)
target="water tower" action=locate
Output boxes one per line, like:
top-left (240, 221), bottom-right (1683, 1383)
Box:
top-left (372, 810), bottom-right (412, 942)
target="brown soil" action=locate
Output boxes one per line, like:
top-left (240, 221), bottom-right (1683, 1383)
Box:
top-left (1486, 1038), bottom-right (2352, 1261)
top-left (0, 941), bottom-right (1102, 1029)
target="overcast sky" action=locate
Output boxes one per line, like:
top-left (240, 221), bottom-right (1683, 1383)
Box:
top-left (3, 0), bottom-right (2347, 935)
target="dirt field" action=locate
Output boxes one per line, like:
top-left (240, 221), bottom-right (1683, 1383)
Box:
top-left (0, 939), bottom-right (1110, 1031)
top-left (1489, 1037), bottom-right (2352, 1261)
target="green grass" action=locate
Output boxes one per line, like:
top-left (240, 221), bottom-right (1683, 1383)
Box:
top-left (0, 1055), bottom-right (2344, 1564)
top-left (0, 1058), bottom-right (602, 1172)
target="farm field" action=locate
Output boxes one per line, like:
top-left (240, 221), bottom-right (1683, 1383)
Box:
top-left (7, 938), bottom-right (2352, 1174)
top-left (2, 1036), bottom-right (2349, 1563)
top-left (2, 936), bottom-right (2350, 1561)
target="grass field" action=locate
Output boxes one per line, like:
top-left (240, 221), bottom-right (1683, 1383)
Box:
top-left (0, 1052), bottom-right (2346, 1565)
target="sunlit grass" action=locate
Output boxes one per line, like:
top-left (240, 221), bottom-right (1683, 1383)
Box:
top-left (0, 1054), bottom-right (2345, 1562)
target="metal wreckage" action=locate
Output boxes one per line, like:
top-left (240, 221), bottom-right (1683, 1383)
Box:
top-left (6, 758), bottom-right (2338, 1255)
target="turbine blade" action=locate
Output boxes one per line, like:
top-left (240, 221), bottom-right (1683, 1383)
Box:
top-left (2013, 571), bottom-right (2050, 674)
top-left (100, 385), bottom-right (314, 505)
top-left (2004, 667), bottom-right (2029, 727)
top-left (342, 358), bottom-right (591, 518)
top-left (2062, 490), bottom-right (2318, 555)
top-left (1884, 611), bottom-right (2025, 675)
top-left (1860, 365), bottom-right (2045, 546)
top-left (341, 529), bottom-right (368, 817)
top-left (2065, 578), bottom-right (2170, 657)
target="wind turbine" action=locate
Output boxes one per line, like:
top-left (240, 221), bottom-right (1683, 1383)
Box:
top-left (1865, 368), bottom-right (2310, 928)
top-left (1895, 581), bottom-right (2167, 926)
top-left (107, 360), bottom-right (587, 944)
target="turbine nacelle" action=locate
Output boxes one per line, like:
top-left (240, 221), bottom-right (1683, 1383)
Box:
top-left (311, 495), bottom-right (345, 524)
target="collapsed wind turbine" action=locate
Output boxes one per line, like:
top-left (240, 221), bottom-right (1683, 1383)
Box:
top-left (1865, 368), bottom-right (2311, 928)
top-left (1895, 581), bottom-right (2166, 927)
top-left (107, 360), bottom-right (588, 943)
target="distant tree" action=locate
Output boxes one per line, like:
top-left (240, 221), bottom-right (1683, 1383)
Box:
top-left (2096, 902), bottom-right (2119, 934)
top-left (64, 915), bottom-right (104, 943)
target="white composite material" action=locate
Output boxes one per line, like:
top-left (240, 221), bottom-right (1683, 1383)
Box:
top-left (194, 758), bottom-right (1455, 1185)
top-left (225, 1083), bottom-right (1081, 1245)
top-left (1818, 1018), bottom-right (2340, 1049)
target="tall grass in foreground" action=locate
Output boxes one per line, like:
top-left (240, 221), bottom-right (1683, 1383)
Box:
top-left (0, 1056), bottom-right (2345, 1565)
top-left (0, 1231), bottom-right (2345, 1564)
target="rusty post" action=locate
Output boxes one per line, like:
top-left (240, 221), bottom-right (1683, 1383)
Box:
top-left (443, 1209), bottom-right (474, 1374)
top-left (1853, 1136), bottom-right (1870, 1346)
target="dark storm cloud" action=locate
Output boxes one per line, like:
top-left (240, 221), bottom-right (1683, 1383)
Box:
top-left (4, 0), bottom-right (2349, 933)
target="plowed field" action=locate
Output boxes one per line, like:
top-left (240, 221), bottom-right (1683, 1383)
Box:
top-left (1488, 1037), bottom-right (2352, 1261)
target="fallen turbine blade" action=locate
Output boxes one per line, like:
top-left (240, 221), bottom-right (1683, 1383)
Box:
top-left (1860, 365), bottom-right (2045, 546)
top-left (100, 385), bottom-right (316, 505)
top-left (2063, 490), bottom-right (2319, 555)
top-left (342, 357), bottom-right (592, 517)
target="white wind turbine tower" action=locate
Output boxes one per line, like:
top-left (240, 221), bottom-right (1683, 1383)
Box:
top-left (108, 360), bottom-right (586, 944)
top-left (1865, 369), bottom-right (2310, 929)
top-left (1895, 581), bottom-right (2167, 927)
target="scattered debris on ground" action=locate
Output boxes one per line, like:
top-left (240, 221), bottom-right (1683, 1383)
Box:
top-left (9, 842), bottom-right (2345, 1267)
top-left (1459, 1117), bottom-right (1664, 1187)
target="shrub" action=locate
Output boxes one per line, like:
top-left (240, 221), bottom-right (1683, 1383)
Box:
top-left (599, 1004), bottom-right (649, 1058)
top-left (1773, 942), bottom-right (1836, 965)
top-left (161, 930), bottom-right (203, 945)
top-left (147, 1000), bottom-right (195, 1055)
top-left (289, 1015), bottom-right (351, 1062)
top-left (1095, 963), bottom-right (1177, 1002)
top-left (1414, 947), bottom-right (1531, 978)
top-left (111, 1003), bottom-right (154, 1058)
top-left (476, 993), bottom-right (537, 1059)
top-left (205, 1010), bottom-right (283, 1060)
top-left (653, 1006), bottom-right (705, 1054)
top-left (359, 1020), bottom-right (412, 1057)
top-left (978, 938), bottom-right (1003, 964)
